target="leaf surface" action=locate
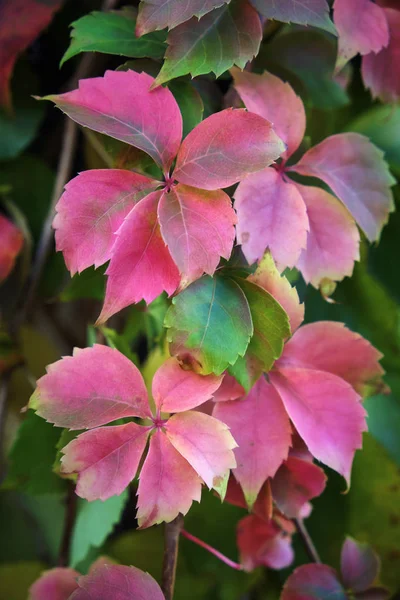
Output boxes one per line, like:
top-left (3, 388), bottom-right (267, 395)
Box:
top-left (291, 133), bottom-right (395, 241)
top-left (281, 564), bottom-right (346, 600)
top-left (158, 184), bottom-right (236, 281)
top-left (340, 537), bottom-right (380, 593)
top-left (174, 109), bottom-right (285, 190)
top-left (250, 0), bottom-right (336, 34)
top-left (0, 214), bottom-right (23, 283)
top-left (29, 568), bottom-right (79, 600)
top-left (29, 345), bottom-right (149, 429)
top-left (136, 0), bottom-right (229, 34)
top-left (238, 515), bottom-right (294, 572)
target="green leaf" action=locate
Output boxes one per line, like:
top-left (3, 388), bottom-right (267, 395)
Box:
top-left (100, 326), bottom-right (139, 365)
top-left (60, 266), bottom-right (106, 302)
top-left (3, 410), bottom-right (66, 495)
top-left (165, 275), bottom-right (253, 375)
top-left (168, 80), bottom-right (204, 138)
top-left (365, 375), bottom-right (400, 468)
top-left (61, 8), bottom-right (166, 66)
top-left (70, 490), bottom-right (128, 568)
top-left (155, 0), bottom-right (262, 86)
top-left (0, 561), bottom-right (46, 600)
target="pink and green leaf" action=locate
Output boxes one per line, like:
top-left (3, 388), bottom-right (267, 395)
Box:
top-left (136, 0), bottom-right (229, 35)
top-left (250, 0), bottom-right (336, 34)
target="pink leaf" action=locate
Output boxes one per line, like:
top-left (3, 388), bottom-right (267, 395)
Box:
top-left (69, 564), bottom-right (165, 600)
top-left (294, 183), bottom-right (360, 287)
top-left (281, 564), bottom-right (346, 600)
top-left (29, 345), bottom-right (149, 429)
top-left (136, 0), bottom-right (229, 35)
top-left (152, 357), bottom-right (223, 413)
top-left (173, 108), bottom-right (285, 191)
top-left (61, 423), bottom-right (149, 501)
top-left (29, 568), bottom-right (79, 600)
top-left (165, 410), bottom-right (237, 488)
top-left (334, 0), bottom-right (389, 70)
top-left (248, 252), bottom-right (304, 334)
top-left (270, 367), bottom-right (367, 485)
top-left (341, 537), bottom-right (380, 593)
top-left (235, 167), bottom-right (309, 267)
top-left (271, 456), bottom-right (327, 519)
top-left (158, 184), bottom-right (236, 281)
top-left (278, 321), bottom-right (385, 396)
top-left (0, 214), bottom-right (23, 283)
top-left (53, 169), bottom-right (159, 276)
top-left (45, 70), bottom-right (182, 170)
top-left (213, 377), bottom-right (291, 508)
top-left (362, 8), bottom-right (400, 103)
top-left (98, 191), bottom-right (180, 323)
top-left (231, 68), bottom-right (306, 158)
top-left (237, 515), bottom-right (294, 572)
top-left (136, 430), bottom-right (202, 528)
top-left (291, 133), bottom-right (395, 242)
top-left (250, 0), bottom-right (335, 34)
top-left (212, 373), bottom-right (245, 402)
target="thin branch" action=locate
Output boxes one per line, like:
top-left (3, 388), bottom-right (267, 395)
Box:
top-left (181, 529), bottom-right (243, 571)
top-left (294, 518), bottom-right (321, 564)
top-left (58, 483), bottom-right (78, 567)
top-left (162, 515), bottom-right (184, 600)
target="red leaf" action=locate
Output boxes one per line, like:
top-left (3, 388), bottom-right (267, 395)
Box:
top-left (173, 108), bottom-right (285, 190)
top-left (341, 537), bottom-right (380, 593)
top-left (238, 515), bottom-right (294, 572)
top-left (281, 564), bottom-right (346, 600)
top-left (225, 476), bottom-right (273, 522)
top-left (0, 214), bottom-right (23, 283)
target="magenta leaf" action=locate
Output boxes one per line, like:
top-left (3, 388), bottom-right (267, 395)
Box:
top-left (341, 537), bottom-right (380, 593)
top-left (214, 377), bottom-right (291, 509)
top-left (278, 321), bottom-right (385, 396)
top-left (158, 184), bottom-right (236, 281)
top-left (136, 430), bottom-right (202, 528)
top-left (69, 564), bottom-right (165, 600)
top-left (173, 108), bottom-right (285, 191)
top-left (232, 68), bottom-right (306, 159)
top-left (362, 8), bottom-right (400, 103)
top-left (270, 367), bottom-right (367, 485)
top-left (248, 252), bottom-right (304, 335)
top-left (152, 357), bottom-right (223, 413)
top-left (136, 0), bottom-right (229, 35)
top-left (238, 515), bottom-right (294, 572)
top-left (291, 133), bottom-right (395, 242)
top-left (61, 423), bottom-right (149, 501)
top-left (29, 344), bottom-right (150, 429)
top-left (235, 167), bottom-right (309, 267)
top-left (334, 0), bottom-right (389, 70)
top-left (250, 0), bottom-right (336, 34)
top-left (53, 169), bottom-right (159, 276)
top-left (294, 183), bottom-right (360, 287)
top-left (29, 568), bottom-right (79, 600)
top-left (44, 70), bottom-right (182, 170)
top-left (165, 411), bottom-right (237, 488)
top-left (271, 456), bottom-right (327, 519)
top-left (212, 374), bottom-right (245, 403)
top-left (281, 564), bottom-right (347, 600)
top-left (98, 191), bottom-right (180, 324)
top-left (0, 213), bottom-right (23, 283)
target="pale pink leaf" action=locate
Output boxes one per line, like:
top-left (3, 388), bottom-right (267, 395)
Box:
top-left (237, 515), bottom-right (294, 572)
top-left (235, 167), bottom-right (309, 267)
top-left (278, 321), bottom-right (385, 396)
top-left (165, 410), bottom-right (237, 488)
top-left (270, 367), bottom-right (367, 484)
top-left (29, 568), bottom-right (79, 600)
top-left (231, 67), bottom-right (306, 158)
top-left (291, 133), bottom-right (395, 241)
top-left (136, 0), bottom-right (229, 35)
top-left (341, 537), bottom-right (380, 593)
top-left (152, 357), bottom-right (223, 413)
top-left (69, 564), bottom-right (165, 600)
top-left (248, 252), bottom-right (304, 334)
top-left (61, 423), bottom-right (149, 501)
top-left (0, 213), bottom-right (23, 283)
top-left (45, 70), bottom-right (182, 170)
top-left (136, 430), bottom-right (202, 528)
top-left (295, 183), bottom-right (360, 287)
top-left (250, 0), bottom-right (336, 34)
top-left (29, 344), bottom-right (150, 429)
top-left (362, 8), bottom-right (400, 103)
top-left (98, 191), bottom-right (180, 324)
top-left (158, 184), bottom-right (236, 281)
top-left (271, 456), bottom-right (327, 519)
top-left (281, 564), bottom-right (346, 600)
top-left (334, 0), bottom-right (389, 70)
top-left (53, 169), bottom-right (159, 276)
top-left (212, 373), bottom-right (245, 402)
top-left (173, 108), bottom-right (285, 191)
top-left (213, 376), bottom-right (291, 509)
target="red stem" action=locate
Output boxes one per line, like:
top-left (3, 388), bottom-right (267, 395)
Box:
top-left (181, 530), bottom-right (243, 571)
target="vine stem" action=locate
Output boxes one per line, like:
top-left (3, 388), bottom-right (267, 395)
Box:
top-left (181, 529), bottom-right (243, 571)
top-left (58, 483), bottom-right (78, 567)
top-left (294, 518), bottom-right (321, 564)
top-left (162, 515), bottom-right (184, 600)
